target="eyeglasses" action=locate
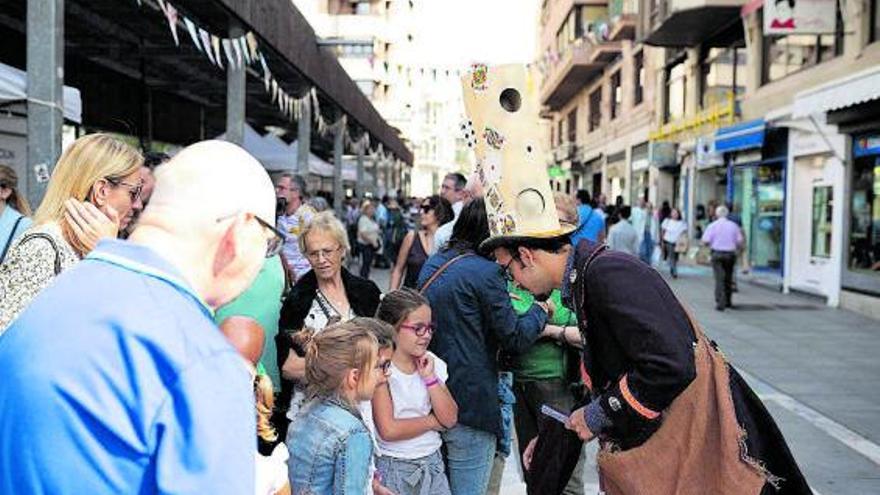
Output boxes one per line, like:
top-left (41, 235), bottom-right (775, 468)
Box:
top-left (106, 177), bottom-right (143, 202)
top-left (500, 255), bottom-right (521, 283)
top-left (306, 245), bottom-right (342, 262)
top-left (217, 213), bottom-right (287, 258)
top-left (400, 323), bottom-right (434, 337)
top-left (420, 203), bottom-right (434, 213)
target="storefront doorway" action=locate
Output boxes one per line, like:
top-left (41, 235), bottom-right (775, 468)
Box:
top-left (730, 161), bottom-right (785, 272)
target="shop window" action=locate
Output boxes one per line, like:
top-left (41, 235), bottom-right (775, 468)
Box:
top-left (664, 57), bottom-right (686, 123)
top-left (761, 7), bottom-right (844, 84)
top-left (567, 108), bottom-right (577, 143)
top-left (849, 153), bottom-right (880, 274)
top-left (811, 186), bottom-right (833, 258)
top-left (634, 50), bottom-right (645, 105)
top-left (699, 47), bottom-right (745, 109)
top-left (610, 71), bottom-right (622, 119)
top-left (589, 87), bottom-right (602, 132)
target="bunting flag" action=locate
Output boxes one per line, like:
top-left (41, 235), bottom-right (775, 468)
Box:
top-left (259, 54), bottom-right (271, 91)
top-left (164, 4), bottom-right (180, 46)
top-left (246, 33), bottom-right (259, 62)
top-left (222, 38), bottom-right (236, 69)
top-left (232, 37), bottom-right (243, 67)
top-left (271, 80), bottom-right (279, 103)
top-left (211, 35), bottom-right (223, 69)
top-left (199, 28), bottom-right (215, 65)
top-left (184, 18), bottom-right (201, 52)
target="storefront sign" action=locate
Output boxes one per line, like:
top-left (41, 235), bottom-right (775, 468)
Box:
top-left (696, 136), bottom-right (723, 169)
top-left (648, 142), bottom-right (677, 168)
top-left (853, 134), bottom-right (880, 158)
top-left (764, 0), bottom-right (837, 35)
top-left (791, 130), bottom-right (832, 157)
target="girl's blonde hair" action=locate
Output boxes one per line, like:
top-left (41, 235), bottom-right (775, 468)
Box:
top-left (305, 321), bottom-right (378, 400)
top-left (0, 165), bottom-right (32, 216)
top-left (33, 134), bottom-right (143, 250)
top-left (255, 374), bottom-right (277, 443)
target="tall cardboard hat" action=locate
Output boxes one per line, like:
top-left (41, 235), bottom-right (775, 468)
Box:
top-left (460, 63), bottom-right (574, 252)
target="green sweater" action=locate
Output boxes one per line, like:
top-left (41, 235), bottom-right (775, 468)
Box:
top-left (509, 284), bottom-right (577, 381)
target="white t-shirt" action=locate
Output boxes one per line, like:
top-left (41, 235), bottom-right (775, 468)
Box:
top-left (358, 401), bottom-right (379, 495)
top-left (255, 443), bottom-right (289, 495)
top-left (378, 352), bottom-right (449, 459)
top-left (661, 218), bottom-right (688, 243)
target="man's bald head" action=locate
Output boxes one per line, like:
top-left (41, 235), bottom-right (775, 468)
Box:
top-left (147, 140), bottom-right (274, 224)
top-left (131, 140), bottom-right (277, 309)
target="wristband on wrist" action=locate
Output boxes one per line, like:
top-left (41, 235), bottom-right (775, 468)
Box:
top-left (423, 376), bottom-right (440, 388)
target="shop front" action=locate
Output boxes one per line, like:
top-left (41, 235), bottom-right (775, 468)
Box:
top-left (716, 120), bottom-right (788, 277)
top-left (630, 142), bottom-right (650, 204)
top-left (694, 135), bottom-right (727, 240)
top-left (605, 150), bottom-right (627, 203)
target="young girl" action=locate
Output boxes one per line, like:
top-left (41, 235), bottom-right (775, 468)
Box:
top-left (373, 288), bottom-right (458, 495)
top-left (288, 321), bottom-right (382, 495)
top-left (254, 370), bottom-right (291, 495)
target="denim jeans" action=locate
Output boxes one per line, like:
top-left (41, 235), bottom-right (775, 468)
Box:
top-left (442, 424), bottom-right (496, 495)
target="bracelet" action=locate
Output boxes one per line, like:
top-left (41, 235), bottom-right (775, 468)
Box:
top-left (423, 376), bottom-right (440, 388)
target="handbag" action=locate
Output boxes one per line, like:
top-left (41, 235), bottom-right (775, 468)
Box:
top-left (674, 234), bottom-right (689, 254)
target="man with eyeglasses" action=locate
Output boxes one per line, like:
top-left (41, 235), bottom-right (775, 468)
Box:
top-left (0, 140), bottom-right (280, 494)
top-left (274, 172), bottom-right (315, 283)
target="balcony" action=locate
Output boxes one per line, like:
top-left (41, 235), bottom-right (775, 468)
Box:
top-left (607, 0), bottom-right (638, 41)
top-left (541, 38), bottom-right (622, 111)
top-left (643, 0), bottom-right (744, 47)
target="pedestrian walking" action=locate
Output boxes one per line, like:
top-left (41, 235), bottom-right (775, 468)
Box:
top-left (702, 205), bottom-right (744, 311)
top-left (275, 173), bottom-right (315, 283)
top-left (0, 164), bottom-right (32, 264)
top-left (661, 208), bottom-right (687, 278)
top-left (607, 205), bottom-right (640, 256)
top-left (357, 200), bottom-right (382, 279)
top-left (287, 322), bottom-right (384, 495)
top-left (571, 189), bottom-right (605, 245)
top-left (0, 140), bottom-right (277, 494)
top-left (373, 288), bottom-right (458, 495)
top-left (278, 211), bottom-right (382, 436)
top-left (389, 194), bottom-right (452, 290)
top-left (0, 133), bottom-right (143, 332)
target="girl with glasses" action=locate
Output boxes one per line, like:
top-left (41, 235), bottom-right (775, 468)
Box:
top-left (372, 288), bottom-right (458, 495)
top-left (389, 195), bottom-right (453, 290)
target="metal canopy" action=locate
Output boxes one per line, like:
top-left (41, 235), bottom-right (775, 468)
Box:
top-left (0, 0), bottom-right (411, 164)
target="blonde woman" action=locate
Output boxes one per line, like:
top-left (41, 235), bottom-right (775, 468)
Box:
top-left (0, 133), bottom-right (143, 331)
top-left (0, 165), bottom-right (33, 264)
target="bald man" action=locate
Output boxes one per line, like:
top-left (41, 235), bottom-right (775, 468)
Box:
top-left (0, 141), bottom-right (279, 494)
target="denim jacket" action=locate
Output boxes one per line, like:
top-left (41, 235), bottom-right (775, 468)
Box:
top-left (417, 247), bottom-right (547, 437)
top-left (289, 397), bottom-right (374, 495)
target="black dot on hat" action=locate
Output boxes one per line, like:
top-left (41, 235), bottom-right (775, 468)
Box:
top-left (527, 145), bottom-right (533, 153)
top-left (499, 88), bottom-right (522, 113)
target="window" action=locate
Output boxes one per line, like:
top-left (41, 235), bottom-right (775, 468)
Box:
top-left (848, 151), bottom-right (880, 274)
top-left (567, 108), bottom-right (577, 143)
top-left (812, 186), bottom-right (833, 258)
top-left (762, 7), bottom-right (844, 84)
top-left (557, 120), bottom-right (564, 146)
top-left (872, 0), bottom-right (880, 43)
top-left (634, 51), bottom-right (644, 105)
top-left (700, 47), bottom-right (745, 109)
top-left (610, 71), bottom-right (622, 119)
top-left (664, 57), bottom-right (686, 123)
top-left (589, 87), bottom-right (602, 132)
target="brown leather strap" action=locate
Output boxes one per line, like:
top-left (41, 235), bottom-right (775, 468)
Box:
top-left (418, 253), bottom-right (475, 295)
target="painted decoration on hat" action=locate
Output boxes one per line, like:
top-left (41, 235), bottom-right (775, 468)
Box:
top-left (483, 126), bottom-right (505, 150)
top-left (471, 64), bottom-right (488, 91)
top-left (461, 120), bottom-right (477, 148)
top-left (482, 151), bottom-right (503, 185)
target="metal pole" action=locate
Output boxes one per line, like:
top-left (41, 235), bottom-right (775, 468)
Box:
top-left (333, 116), bottom-right (346, 218)
top-left (297, 96), bottom-right (311, 178)
top-left (372, 153), bottom-right (380, 197)
top-left (26, 0), bottom-right (64, 207)
top-left (356, 140), bottom-right (366, 198)
top-left (225, 25), bottom-right (246, 145)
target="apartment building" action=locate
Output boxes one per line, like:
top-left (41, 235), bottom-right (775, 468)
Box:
top-left (642, 0), bottom-right (880, 316)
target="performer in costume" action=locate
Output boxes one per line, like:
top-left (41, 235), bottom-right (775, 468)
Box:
top-left (459, 64), bottom-right (811, 495)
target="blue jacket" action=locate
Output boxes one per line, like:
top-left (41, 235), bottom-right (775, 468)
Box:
top-left (571, 204), bottom-right (606, 245)
top-left (288, 398), bottom-right (373, 495)
top-left (417, 247), bottom-right (547, 437)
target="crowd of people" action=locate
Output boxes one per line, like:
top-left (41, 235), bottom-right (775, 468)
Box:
top-left (0, 131), bottom-right (800, 495)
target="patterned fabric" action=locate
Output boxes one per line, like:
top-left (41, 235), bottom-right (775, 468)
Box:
top-left (277, 205), bottom-right (315, 280)
top-left (0, 223), bottom-right (79, 333)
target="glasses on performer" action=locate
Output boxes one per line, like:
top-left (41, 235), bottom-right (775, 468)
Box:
top-left (400, 323), bottom-right (434, 337)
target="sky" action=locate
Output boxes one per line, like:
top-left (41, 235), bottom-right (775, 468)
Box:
top-left (410, 0), bottom-right (541, 68)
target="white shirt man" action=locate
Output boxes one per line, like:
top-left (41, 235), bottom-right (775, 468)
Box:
top-left (433, 173), bottom-right (467, 252)
top-left (607, 207), bottom-right (640, 256)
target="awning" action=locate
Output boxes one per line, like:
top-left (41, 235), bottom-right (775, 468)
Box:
top-left (792, 66), bottom-right (880, 119)
top-left (0, 61), bottom-right (82, 123)
top-left (715, 119), bottom-right (765, 153)
top-left (217, 125), bottom-right (297, 172)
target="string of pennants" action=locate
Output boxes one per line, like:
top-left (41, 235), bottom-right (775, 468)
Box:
top-left (133, 0), bottom-right (376, 148)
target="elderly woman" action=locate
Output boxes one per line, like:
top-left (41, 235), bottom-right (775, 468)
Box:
top-left (0, 133), bottom-right (143, 332)
top-left (389, 194), bottom-right (452, 290)
top-left (277, 211), bottom-right (382, 430)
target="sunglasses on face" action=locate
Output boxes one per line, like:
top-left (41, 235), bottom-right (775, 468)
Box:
top-left (420, 203), bottom-right (434, 213)
top-left (400, 323), bottom-right (434, 337)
